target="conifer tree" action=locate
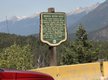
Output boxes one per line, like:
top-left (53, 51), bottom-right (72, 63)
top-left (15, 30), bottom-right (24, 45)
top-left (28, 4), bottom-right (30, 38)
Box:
top-left (62, 25), bottom-right (99, 65)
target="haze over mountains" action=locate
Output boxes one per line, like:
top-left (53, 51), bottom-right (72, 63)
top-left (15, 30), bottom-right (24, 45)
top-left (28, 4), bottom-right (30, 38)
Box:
top-left (0, 0), bottom-right (108, 40)
top-left (71, 0), bottom-right (108, 32)
top-left (0, 16), bottom-right (39, 35)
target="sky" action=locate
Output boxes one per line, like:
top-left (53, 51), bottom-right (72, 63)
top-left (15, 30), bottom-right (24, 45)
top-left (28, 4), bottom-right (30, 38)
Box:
top-left (0, 0), bottom-right (106, 21)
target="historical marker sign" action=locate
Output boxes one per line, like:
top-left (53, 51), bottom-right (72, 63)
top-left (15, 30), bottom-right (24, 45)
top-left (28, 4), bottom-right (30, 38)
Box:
top-left (40, 12), bottom-right (67, 46)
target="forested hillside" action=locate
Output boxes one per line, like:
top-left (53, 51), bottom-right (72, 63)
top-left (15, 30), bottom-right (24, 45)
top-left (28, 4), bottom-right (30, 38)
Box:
top-left (0, 26), bottom-right (108, 70)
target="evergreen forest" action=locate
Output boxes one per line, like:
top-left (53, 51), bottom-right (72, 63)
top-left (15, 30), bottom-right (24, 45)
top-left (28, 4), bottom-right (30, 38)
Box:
top-left (0, 25), bottom-right (108, 70)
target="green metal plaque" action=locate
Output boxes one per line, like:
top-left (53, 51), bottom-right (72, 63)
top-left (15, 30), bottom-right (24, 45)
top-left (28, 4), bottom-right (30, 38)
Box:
top-left (40, 12), bottom-right (67, 46)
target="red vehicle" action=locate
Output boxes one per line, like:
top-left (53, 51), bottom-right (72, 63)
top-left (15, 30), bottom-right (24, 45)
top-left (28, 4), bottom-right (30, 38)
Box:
top-left (0, 69), bottom-right (54, 80)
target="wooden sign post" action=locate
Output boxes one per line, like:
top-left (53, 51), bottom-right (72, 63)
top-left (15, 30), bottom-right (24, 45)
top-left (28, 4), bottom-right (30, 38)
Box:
top-left (40, 8), bottom-right (67, 66)
top-left (48, 8), bottom-right (57, 66)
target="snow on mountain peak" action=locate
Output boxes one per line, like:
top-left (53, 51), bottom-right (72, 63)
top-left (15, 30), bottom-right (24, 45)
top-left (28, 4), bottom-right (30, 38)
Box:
top-left (67, 3), bottom-right (100, 15)
top-left (9, 16), bottom-right (27, 21)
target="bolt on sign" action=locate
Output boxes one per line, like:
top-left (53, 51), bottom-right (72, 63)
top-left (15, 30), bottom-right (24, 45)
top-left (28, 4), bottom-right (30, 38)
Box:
top-left (40, 12), bottom-right (67, 46)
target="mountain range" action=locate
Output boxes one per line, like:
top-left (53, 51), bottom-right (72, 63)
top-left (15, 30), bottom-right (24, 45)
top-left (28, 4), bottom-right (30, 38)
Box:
top-left (0, 2), bottom-right (99, 35)
top-left (0, 16), bottom-right (39, 35)
top-left (0, 0), bottom-right (108, 41)
top-left (70, 0), bottom-right (108, 33)
top-left (89, 24), bottom-right (108, 40)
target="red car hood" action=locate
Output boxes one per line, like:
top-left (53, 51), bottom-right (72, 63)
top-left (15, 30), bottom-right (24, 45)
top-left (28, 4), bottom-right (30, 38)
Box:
top-left (0, 69), bottom-right (54, 80)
